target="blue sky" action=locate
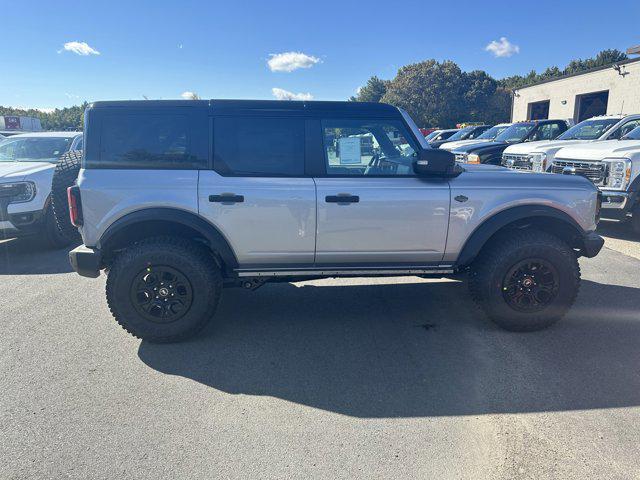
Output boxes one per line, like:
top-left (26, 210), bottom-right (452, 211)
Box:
top-left (2, 0), bottom-right (639, 110)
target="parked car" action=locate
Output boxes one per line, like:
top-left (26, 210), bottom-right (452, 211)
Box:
top-left (67, 99), bottom-right (603, 342)
top-left (419, 127), bottom-right (437, 137)
top-left (440, 123), bottom-right (511, 151)
top-left (425, 128), bottom-right (458, 143)
top-left (0, 132), bottom-right (83, 247)
top-left (502, 114), bottom-right (640, 172)
top-left (453, 120), bottom-right (570, 165)
top-left (551, 125), bottom-right (640, 234)
top-left (429, 125), bottom-right (491, 149)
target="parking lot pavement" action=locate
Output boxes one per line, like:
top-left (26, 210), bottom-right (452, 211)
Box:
top-left (598, 221), bottom-right (640, 260)
top-left (1, 236), bottom-right (639, 480)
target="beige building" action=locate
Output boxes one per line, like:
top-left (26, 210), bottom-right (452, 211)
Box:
top-left (511, 57), bottom-right (640, 123)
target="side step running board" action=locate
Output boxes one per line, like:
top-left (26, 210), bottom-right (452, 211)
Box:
top-left (235, 267), bottom-right (455, 277)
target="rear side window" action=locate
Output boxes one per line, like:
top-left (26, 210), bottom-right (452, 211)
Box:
top-left (213, 116), bottom-right (304, 176)
top-left (91, 113), bottom-right (203, 169)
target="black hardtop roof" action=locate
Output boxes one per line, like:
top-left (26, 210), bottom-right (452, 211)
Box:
top-left (88, 99), bottom-right (401, 115)
top-left (89, 100), bottom-right (398, 114)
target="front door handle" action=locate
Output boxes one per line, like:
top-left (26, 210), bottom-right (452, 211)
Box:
top-left (209, 194), bottom-right (244, 203)
top-left (325, 194), bottom-right (359, 204)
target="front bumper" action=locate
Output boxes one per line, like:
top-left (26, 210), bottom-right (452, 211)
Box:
top-left (69, 245), bottom-right (102, 278)
top-left (599, 190), bottom-right (637, 220)
top-left (0, 199), bottom-right (46, 237)
top-left (581, 232), bottom-right (604, 258)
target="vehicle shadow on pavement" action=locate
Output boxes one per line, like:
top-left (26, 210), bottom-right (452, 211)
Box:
top-left (0, 238), bottom-right (73, 275)
top-left (138, 278), bottom-right (640, 418)
top-left (598, 221), bottom-right (638, 242)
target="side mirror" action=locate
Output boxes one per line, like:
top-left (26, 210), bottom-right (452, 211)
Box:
top-left (413, 148), bottom-right (458, 176)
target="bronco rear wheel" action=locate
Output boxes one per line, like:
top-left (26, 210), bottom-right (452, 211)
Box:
top-left (469, 230), bottom-right (580, 331)
top-left (106, 237), bottom-right (222, 342)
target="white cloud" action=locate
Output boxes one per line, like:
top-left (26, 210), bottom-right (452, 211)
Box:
top-left (267, 52), bottom-right (320, 72)
top-left (181, 91), bottom-right (200, 100)
top-left (65, 93), bottom-right (80, 99)
top-left (485, 37), bottom-right (520, 58)
top-left (59, 41), bottom-right (100, 56)
top-left (271, 88), bottom-right (313, 101)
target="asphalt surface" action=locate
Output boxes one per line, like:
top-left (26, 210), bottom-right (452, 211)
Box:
top-left (1, 230), bottom-right (639, 480)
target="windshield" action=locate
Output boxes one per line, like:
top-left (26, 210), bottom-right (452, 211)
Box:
top-left (443, 127), bottom-right (474, 142)
top-left (495, 123), bottom-right (535, 143)
top-left (621, 126), bottom-right (640, 140)
top-left (0, 136), bottom-right (72, 162)
top-left (477, 124), bottom-right (509, 140)
top-left (558, 118), bottom-right (619, 140)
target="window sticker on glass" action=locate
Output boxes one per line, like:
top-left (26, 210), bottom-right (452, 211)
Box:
top-left (338, 137), bottom-right (361, 165)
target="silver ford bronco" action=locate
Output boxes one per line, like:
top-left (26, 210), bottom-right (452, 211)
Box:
top-left (67, 100), bottom-right (604, 342)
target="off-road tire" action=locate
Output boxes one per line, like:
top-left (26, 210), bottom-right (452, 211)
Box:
top-left (468, 230), bottom-right (580, 332)
top-left (51, 150), bottom-right (82, 244)
top-left (106, 237), bottom-right (222, 342)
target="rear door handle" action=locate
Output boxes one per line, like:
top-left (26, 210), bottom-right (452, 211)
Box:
top-left (209, 194), bottom-right (244, 203)
top-left (325, 194), bottom-right (359, 204)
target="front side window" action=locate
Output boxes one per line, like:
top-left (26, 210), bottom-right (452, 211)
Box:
top-left (621, 126), bottom-right (640, 140)
top-left (495, 123), bottom-right (536, 143)
top-left (97, 114), bottom-right (196, 169)
top-left (322, 119), bottom-right (417, 176)
top-left (531, 123), bottom-right (562, 141)
top-left (558, 118), bottom-right (619, 140)
top-left (611, 119), bottom-right (640, 139)
top-left (214, 116), bottom-right (304, 176)
top-left (0, 136), bottom-right (72, 163)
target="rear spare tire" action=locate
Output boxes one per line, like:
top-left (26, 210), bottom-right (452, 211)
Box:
top-left (106, 237), bottom-right (222, 342)
top-left (469, 230), bottom-right (580, 332)
top-left (51, 150), bottom-right (82, 244)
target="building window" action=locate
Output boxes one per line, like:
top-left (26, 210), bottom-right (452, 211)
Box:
top-left (576, 91), bottom-right (609, 123)
top-left (527, 100), bottom-right (550, 120)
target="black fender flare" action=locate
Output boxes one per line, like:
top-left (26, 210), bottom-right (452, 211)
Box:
top-left (99, 207), bottom-right (239, 271)
top-left (456, 205), bottom-right (586, 267)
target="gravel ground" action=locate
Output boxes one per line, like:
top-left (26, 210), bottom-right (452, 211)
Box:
top-left (1, 232), bottom-right (639, 480)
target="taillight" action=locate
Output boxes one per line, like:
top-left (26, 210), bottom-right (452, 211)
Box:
top-left (67, 185), bottom-right (83, 227)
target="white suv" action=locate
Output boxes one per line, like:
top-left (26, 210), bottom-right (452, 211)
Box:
top-left (502, 114), bottom-right (640, 173)
top-left (0, 132), bottom-right (83, 247)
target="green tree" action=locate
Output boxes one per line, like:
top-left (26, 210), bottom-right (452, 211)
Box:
top-left (350, 76), bottom-right (389, 102)
top-left (381, 60), bottom-right (468, 127)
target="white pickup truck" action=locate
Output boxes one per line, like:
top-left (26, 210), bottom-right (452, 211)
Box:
top-left (552, 126), bottom-right (640, 233)
top-left (0, 131), bottom-right (83, 247)
top-left (501, 115), bottom-right (640, 173)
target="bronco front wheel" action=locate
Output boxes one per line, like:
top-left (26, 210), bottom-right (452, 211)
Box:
top-left (106, 237), bottom-right (222, 342)
top-left (469, 230), bottom-right (581, 332)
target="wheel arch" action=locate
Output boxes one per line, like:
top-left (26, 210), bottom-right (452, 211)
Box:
top-left (456, 205), bottom-right (587, 268)
top-left (99, 208), bottom-right (238, 275)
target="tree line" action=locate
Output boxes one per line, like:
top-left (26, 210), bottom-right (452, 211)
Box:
top-left (0, 103), bottom-right (87, 131)
top-left (350, 49), bottom-right (628, 128)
